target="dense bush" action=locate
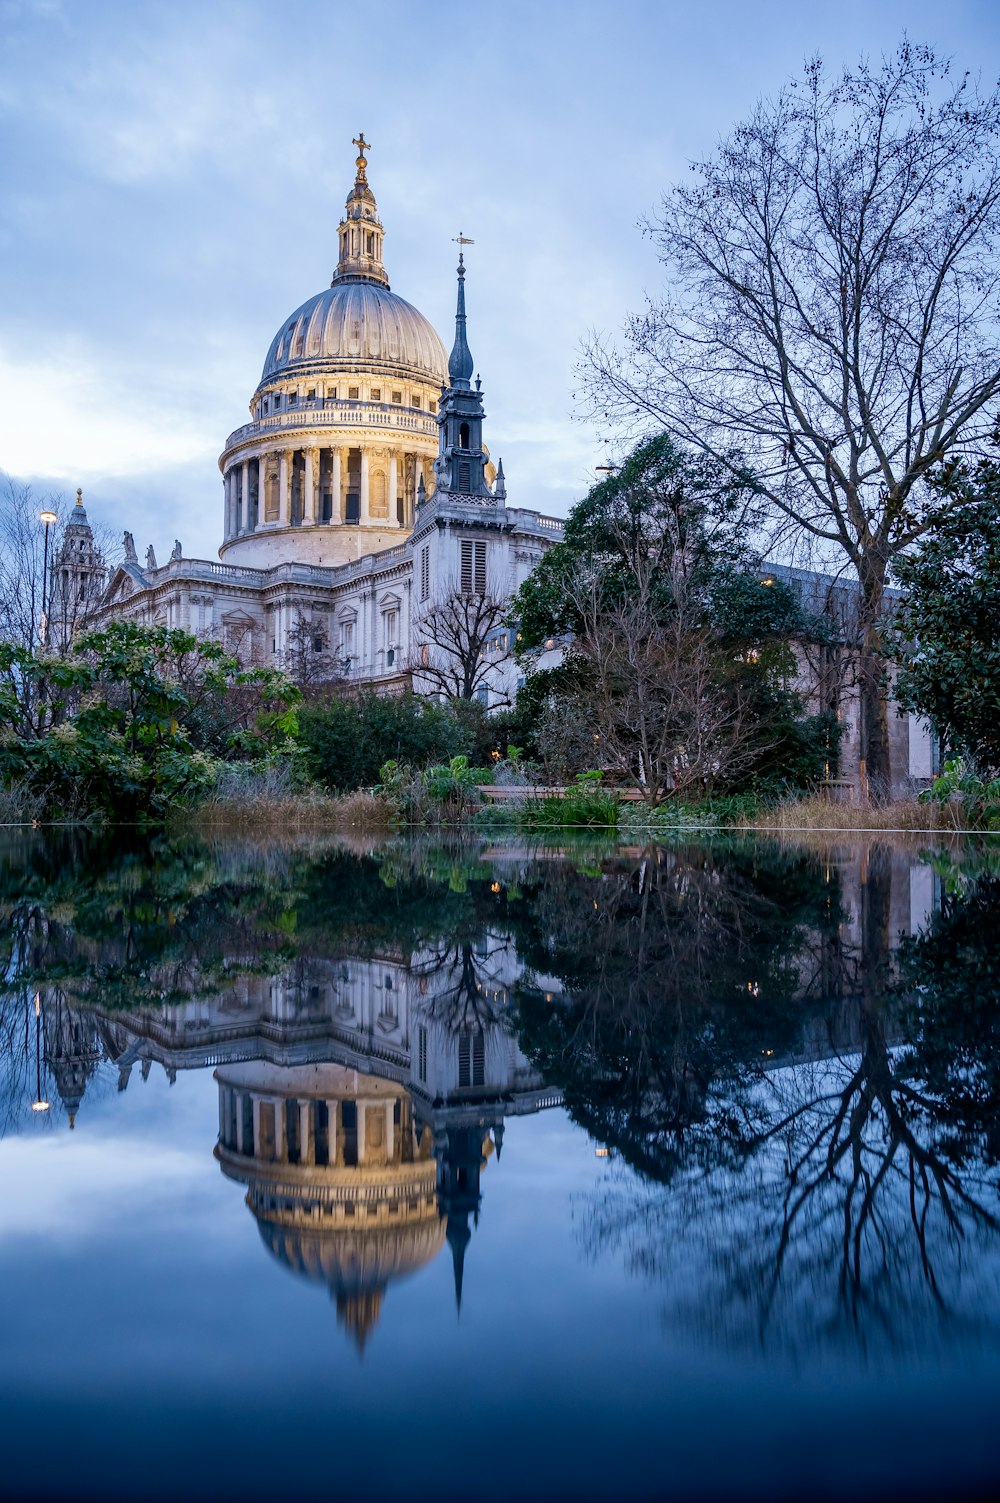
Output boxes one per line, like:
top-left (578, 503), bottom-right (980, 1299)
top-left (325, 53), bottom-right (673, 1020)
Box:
top-left (299, 691), bottom-right (474, 791)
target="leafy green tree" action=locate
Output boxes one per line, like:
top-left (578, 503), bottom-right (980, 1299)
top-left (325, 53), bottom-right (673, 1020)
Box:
top-left (893, 453), bottom-right (1000, 776)
top-left (0, 621), bottom-right (298, 821)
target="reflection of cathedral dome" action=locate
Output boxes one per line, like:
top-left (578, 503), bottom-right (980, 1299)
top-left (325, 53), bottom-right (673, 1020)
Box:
top-left (215, 1060), bottom-right (444, 1351)
top-left (256, 1215), bottom-right (446, 1350)
top-left (260, 283), bottom-right (447, 388)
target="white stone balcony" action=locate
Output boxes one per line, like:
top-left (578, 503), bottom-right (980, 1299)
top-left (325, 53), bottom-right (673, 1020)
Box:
top-left (225, 400), bottom-right (438, 450)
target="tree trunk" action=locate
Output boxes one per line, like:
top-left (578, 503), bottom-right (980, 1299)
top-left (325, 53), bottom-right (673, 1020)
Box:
top-left (857, 549), bottom-right (892, 801)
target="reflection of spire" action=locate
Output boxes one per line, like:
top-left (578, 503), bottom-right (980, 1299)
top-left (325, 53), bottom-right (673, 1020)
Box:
top-left (447, 1215), bottom-right (472, 1315)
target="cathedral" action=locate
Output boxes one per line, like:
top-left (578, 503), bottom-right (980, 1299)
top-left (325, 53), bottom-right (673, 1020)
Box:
top-left (65, 135), bottom-right (564, 707)
top-left (44, 136), bottom-right (939, 792)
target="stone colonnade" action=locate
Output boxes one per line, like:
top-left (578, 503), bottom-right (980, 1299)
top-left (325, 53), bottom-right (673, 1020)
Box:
top-left (220, 1082), bottom-right (416, 1170)
top-left (223, 444), bottom-right (430, 539)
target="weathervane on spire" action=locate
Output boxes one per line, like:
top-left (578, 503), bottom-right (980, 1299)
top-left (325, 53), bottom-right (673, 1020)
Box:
top-left (353, 131), bottom-right (371, 183)
top-left (453, 232), bottom-right (475, 271)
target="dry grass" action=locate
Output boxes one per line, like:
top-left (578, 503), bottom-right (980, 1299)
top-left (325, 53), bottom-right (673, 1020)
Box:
top-left (187, 788), bottom-right (394, 834)
top-left (736, 795), bottom-right (968, 834)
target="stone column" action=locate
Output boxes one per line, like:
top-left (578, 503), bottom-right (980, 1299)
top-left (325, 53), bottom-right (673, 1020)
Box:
top-left (331, 447), bottom-right (342, 523)
top-left (385, 1100), bottom-right (394, 1162)
top-left (359, 447), bottom-right (370, 526)
top-left (278, 450), bottom-right (289, 525)
top-left (389, 451), bottom-right (399, 528)
top-left (241, 459), bottom-right (250, 534)
top-left (258, 454), bottom-right (267, 523)
top-left (357, 1100), bottom-right (367, 1166)
top-left (300, 1100), bottom-right (313, 1165)
top-left (303, 447), bottom-right (316, 526)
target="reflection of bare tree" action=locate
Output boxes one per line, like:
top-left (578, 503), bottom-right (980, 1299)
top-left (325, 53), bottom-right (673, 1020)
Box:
top-left (416, 943), bottom-right (507, 1033)
top-left (575, 859), bottom-right (1000, 1359)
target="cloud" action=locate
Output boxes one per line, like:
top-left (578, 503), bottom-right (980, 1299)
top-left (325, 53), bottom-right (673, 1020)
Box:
top-left (0, 337), bottom-right (222, 479)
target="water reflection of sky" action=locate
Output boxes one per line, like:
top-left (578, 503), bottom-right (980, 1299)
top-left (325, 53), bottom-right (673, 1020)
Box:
top-left (0, 1066), bottom-right (996, 1502)
top-left (2, 832), bottom-right (1000, 1500)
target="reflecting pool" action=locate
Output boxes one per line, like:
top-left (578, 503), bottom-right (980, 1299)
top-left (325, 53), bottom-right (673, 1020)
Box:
top-left (2, 828), bottom-right (999, 1502)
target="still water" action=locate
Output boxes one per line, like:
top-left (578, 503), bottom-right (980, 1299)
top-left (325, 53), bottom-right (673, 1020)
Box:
top-left (1, 827), bottom-right (999, 1502)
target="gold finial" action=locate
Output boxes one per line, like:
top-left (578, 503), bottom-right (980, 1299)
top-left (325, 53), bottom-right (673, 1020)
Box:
top-left (75, 487), bottom-right (83, 507)
top-left (353, 131), bottom-right (371, 183)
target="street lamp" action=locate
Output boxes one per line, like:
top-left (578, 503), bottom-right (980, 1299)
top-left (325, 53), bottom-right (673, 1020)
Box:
top-left (38, 509), bottom-right (58, 647)
top-left (31, 991), bottom-right (50, 1113)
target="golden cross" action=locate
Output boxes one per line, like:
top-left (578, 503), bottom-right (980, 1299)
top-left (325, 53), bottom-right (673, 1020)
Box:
top-left (353, 132), bottom-right (371, 158)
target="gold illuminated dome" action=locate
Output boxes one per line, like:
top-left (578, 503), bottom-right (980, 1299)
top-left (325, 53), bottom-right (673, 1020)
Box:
top-left (219, 134), bottom-right (448, 567)
top-left (259, 282), bottom-right (447, 387)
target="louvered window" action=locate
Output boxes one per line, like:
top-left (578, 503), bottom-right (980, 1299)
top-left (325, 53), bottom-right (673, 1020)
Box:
top-left (460, 540), bottom-right (487, 594)
top-left (459, 1032), bottom-right (485, 1088)
top-left (420, 545), bottom-right (430, 601)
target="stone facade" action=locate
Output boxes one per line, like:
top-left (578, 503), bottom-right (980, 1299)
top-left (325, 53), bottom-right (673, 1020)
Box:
top-left (85, 140), bottom-right (561, 710)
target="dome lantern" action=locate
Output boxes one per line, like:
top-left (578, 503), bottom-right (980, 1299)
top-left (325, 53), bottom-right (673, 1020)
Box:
top-left (332, 132), bottom-right (390, 290)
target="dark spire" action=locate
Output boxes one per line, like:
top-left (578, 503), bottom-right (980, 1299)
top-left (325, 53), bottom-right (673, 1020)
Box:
top-left (494, 458), bottom-right (506, 503)
top-left (447, 1214), bottom-right (472, 1316)
top-left (448, 249), bottom-right (474, 389)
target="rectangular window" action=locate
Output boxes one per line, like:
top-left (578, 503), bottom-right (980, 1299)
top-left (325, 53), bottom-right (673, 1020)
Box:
top-left (459, 1032), bottom-right (485, 1089)
top-left (429, 399), bottom-right (437, 413)
top-left (371, 387), bottom-right (382, 401)
top-left (307, 388), bottom-right (315, 400)
top-left (348, 385), bottom-right (359, 400)
top-left (420, 545), bottom-right (430, 601)
top-left (391, 390), bottom-right (402, 404)
top-left (412, 393), bottom-right (421, 408)
top-left (288, 391), bottom-right (297, 404)
top-left (460, 540), bottom-right (487, 595)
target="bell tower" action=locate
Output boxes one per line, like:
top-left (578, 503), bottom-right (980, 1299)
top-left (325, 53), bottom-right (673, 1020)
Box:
top-left (433, 241), bottom-right (493, 499)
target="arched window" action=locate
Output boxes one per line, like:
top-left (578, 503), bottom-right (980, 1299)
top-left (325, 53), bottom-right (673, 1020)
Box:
top-left (459, 422), bottom-right (470, 449)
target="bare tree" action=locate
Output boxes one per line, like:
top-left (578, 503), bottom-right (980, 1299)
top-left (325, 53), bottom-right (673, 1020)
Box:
top-left (414, 582), bottom-right (512, 703)
top-left (0, 476), bottom-right (63, 649)
top-left (280, 614), bottom-right (347, 690)
top-left (582, 43), bottom-right (1000, 795)
top-left (544, 559), bottom-right (768, 804)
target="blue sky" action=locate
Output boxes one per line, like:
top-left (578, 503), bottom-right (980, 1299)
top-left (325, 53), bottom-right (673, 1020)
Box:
top-left (1, 0), bottom-right (998, 561)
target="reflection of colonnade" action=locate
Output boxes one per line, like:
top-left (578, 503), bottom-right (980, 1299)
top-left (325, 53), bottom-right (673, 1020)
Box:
top-left (222, 442), bottom-right (433, 541)
top-left (215, 1061), bottom-right (446, 1349)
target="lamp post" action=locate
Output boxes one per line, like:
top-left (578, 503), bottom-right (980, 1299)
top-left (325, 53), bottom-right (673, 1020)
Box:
top-left (31, 991), bottom-right (50, 1114)
top-left (38, 509), bottom-right (58, 647)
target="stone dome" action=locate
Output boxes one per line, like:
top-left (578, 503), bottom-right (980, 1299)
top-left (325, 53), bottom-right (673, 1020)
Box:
top-left (259, 283), bottom-right (448, 389)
